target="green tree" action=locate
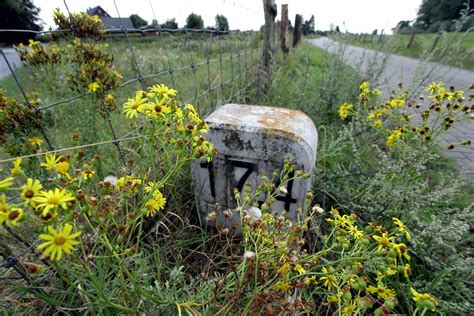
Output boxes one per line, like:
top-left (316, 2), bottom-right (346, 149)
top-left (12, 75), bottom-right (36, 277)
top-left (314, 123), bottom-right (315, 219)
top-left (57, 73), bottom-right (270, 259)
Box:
top-left (185, 13), bottom-right (204, 29)
top-left (161, 18), bottom-right (178, 30)
top-left (215, 14), bottom-right (229, 32)
top-left (416, 0), bottom-right (473, 31)
top-left (0, 0), bottom-right (41, 44)
top-left (129, 14), bottom-right (148, 29)
top-left (150, 19), bottom-right (159, 28)
top-left (302, 15), bottom-right (315, 35)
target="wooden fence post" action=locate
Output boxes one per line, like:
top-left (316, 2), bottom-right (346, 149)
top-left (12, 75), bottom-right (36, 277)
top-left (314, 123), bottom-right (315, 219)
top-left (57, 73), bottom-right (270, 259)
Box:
top-left (258, 0), bottom-right (277, 96)
top-left (293, 14), bottom-right (302, 47)
top-left (431, 21), bottom-right (448, 51)
top-left (378, 29), bottom-right (384, 44)
top-left (280, 4), bottom-right (289, 54)
top-left (407, 25), bottom-right (417, 49)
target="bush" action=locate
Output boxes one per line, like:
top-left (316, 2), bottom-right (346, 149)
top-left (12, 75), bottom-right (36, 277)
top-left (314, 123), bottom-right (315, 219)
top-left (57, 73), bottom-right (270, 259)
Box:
top-left (315, 81), bottom-right (474, 314)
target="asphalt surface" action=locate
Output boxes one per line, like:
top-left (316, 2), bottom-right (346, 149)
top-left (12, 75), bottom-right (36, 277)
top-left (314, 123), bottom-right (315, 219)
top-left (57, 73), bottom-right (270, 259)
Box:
top-left (310, 37), bottom-right (474, 180)
top-left (0, 48), bottom-right (22, 79)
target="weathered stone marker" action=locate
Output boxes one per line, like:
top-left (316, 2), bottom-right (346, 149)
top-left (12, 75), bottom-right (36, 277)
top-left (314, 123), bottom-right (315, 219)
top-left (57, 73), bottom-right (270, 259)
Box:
top-left (191, 104), bottom-right (317, 228)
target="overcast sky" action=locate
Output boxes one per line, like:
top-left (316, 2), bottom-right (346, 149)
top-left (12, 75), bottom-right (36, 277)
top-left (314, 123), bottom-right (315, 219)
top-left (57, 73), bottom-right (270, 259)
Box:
top-left (33, 0), bottom-right (422, 34)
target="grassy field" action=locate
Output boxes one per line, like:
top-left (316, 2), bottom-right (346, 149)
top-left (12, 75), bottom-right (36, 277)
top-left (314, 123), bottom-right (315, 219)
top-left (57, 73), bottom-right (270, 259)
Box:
top-left (0, 33), bottom-right (259, 171)
top-left (333, 32), bottom-right (474, 69)
top-left (1, 33), bottom-right (473, 314)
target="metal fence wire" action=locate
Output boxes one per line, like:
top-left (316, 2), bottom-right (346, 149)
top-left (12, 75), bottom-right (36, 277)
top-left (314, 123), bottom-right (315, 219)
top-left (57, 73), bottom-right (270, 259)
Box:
top-left (0, 0), bottom-right (261, 305)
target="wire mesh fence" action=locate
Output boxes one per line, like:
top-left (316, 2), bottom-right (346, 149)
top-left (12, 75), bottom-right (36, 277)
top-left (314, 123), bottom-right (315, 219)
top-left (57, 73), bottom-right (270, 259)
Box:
top-left (0, 1), bottom-right (261, 306)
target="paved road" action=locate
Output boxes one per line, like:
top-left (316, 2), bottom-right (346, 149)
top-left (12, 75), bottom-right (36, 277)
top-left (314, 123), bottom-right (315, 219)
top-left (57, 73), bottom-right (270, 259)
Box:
top-left (0, 48), bottom-right (22, 79)
top-left (310, 37), bottom-right (474, 180)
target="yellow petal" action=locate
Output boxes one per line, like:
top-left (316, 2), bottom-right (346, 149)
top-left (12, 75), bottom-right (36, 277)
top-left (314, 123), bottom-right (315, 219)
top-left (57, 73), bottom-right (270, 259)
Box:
top-left (62, 224), bottom-right (72, 236)
top-left (38, 234), bottom-right (54, 241)
top-left (37, 241), bottom-right (53, 249)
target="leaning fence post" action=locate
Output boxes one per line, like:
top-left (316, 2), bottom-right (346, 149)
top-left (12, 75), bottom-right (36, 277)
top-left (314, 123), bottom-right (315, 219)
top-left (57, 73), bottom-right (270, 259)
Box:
top-left (431, 21), bottom-right (448, 52)
top-left (292, 14), bottom-right (302, 47)
top-left (280, 4), bottom-right (289, 54)
top-left (406, 24), bottom-right (417, 49)
top-left (258, 0), bottom-right (277, 97)
top-left (377, 29), bottom-right (384, 44)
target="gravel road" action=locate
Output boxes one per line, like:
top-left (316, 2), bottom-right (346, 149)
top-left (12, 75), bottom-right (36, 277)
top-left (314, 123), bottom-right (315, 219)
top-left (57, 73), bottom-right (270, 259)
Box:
top-left (0, 48), bottom-right (22, 80)
top-left (310, 37), bottom-right (473, 180)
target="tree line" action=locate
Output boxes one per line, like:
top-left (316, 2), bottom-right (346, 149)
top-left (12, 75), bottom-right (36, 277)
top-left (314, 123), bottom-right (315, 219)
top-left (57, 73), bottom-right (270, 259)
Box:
top-left (395, 0), bottom-right (473, 34)
top-left (130, 13), bottom-right (229, 32)
top-left (0, 0), bottom-right (231, 45)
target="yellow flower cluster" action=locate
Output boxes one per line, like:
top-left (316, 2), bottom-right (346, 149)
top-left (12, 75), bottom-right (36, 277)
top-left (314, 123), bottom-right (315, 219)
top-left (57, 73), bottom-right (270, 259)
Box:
top-left (1, 155), bottom-right (77, 229)
top-left (123, 84), bottom-right (216, 161)
top-left (386, 128), bottom-right (404, 148)
top-left (15, 40), bottom-right (62, 66)
top-left (53, 8), bottom-right (104, 38)
top-left (144, 189), bottom-right (167, 217)
top-left (358, 81), bottom-right (381, 104)
top-left (233, 166), bottom-right (439, 314)
top-left (341, 81), bottom-right (472, 150)
top-left (66, 39), bottom-right (122, 113)
top-left (0, 146), bottom-right (171, 262)
top-left (410, 287), bottom-right (438, 311)
top-left (320, 209), bottom-right (430, 312)
top-left (0, 89), bottom-right (43, 154)
top-left (338, 102), bottom-right (354, 119)
top-left (326, 208), bottom-right (363, 239)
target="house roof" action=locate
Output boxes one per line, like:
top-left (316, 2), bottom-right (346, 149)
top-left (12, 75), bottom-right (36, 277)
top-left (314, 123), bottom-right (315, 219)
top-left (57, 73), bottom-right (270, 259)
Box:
top-left (87, 6), bottom-right (111, 17)
top-left (100, 17), bottom-right (135, 30)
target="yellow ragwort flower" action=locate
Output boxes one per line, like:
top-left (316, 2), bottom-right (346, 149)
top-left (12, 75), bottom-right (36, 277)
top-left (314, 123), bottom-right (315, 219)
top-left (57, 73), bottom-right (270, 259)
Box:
top-left (0, 195), bottom-right (11, 224)
top-left (81, 170), bottom-right (95, 180)
top-left (0, 177), bottom-right (14, 191)
top-left (278, 263), bottom-right (291, 275)
top-left (410, 287), bottom-right (438, 311)
top-left (38, 224), bottom-right (81, 261)
top-left (426, 82), bottom-right (444, 95)
top-left (294, 263), bottom-right (306, 275)
top-left (275, 282), bottom-right (291, 292)
top-left (305, 275), bottom-right (318, 285)
top-left (143, 189), bottom-right (166, 217)
top-left (392, 217), bottom-right (411, 240)
top-left (338, 103), bottom-right (354, 119)
top-left (386, 129), bottom-right (403, 148)
top-left (367, 284), bottom-right (396, 300)
top-left (403, 264), bottom-right (411, 278)
top-left (342, 302), bottom-right (357, 316)
top-left (392, 242), bottom-right (411, 260)
top-left (40, 153), bottom-right (61, 171)
top-left (6, 208), bottom-right (23, 227)
top-left (368, 108), bottom-right (387, 121)
top-left (372, 232), bottom-right (394, 250)
top-left (21, 178), bottom-right (43, 206)
top-left (123, 91), bottom-right (148, 118)
top-left (33, 188), bottom-right (75, 216)
top-left (11, 158), bottom-right (23, 177)
top-left (359, 81), bottom-right (371, 95)
top-left (28, 136), bottom-right (44, 147)
top-left (87, 82), bottom-right (100, 92)
top-left (104, 93), bottom-right (115, 104)
top-left (149, 83), bottom-right (177, 98)
top-left (373, 119), bottom-right (382, 129)
top-left (56, 161), bottom-right (70, 175)
top-left (388, 98), bottom-right (405, 108)
top-left (320, 266), bottom-right (338, 290)
top-left (348, 225), bottom-right (363, 239)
